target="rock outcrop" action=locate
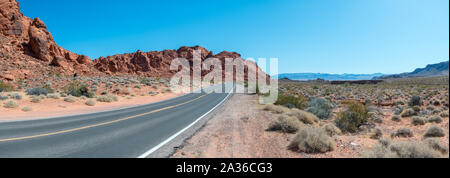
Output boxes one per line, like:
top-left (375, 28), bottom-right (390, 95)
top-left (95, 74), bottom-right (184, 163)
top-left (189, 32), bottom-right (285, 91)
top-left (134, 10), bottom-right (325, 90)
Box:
top-left (94, 46), bottom-right (269, 81)
top-left (0, 0), bottom-right (96, 80)
top-left (1, 0), bottom-right (269, 82)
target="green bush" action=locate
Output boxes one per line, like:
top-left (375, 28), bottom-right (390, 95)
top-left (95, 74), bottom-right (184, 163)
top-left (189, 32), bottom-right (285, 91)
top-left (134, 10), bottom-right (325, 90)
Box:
top-left (288, 126), bottom-right (336, 153)
top-left (335, 102), bottom-right (369, 133)
top-left (64, 81), bottom-right (95, 98)
top-left (274, 93), bottom-right (308, 110)
top-left (0, 80), bottom-right (14, 92)
top-left (26, 86), bottom-right (51, 96)
top-left (306, 98), bottom-right (334, 120)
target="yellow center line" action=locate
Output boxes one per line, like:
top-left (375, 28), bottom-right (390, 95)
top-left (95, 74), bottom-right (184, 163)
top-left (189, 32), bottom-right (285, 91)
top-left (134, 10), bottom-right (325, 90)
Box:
top-left (0, 94), bottom-right (208, 142)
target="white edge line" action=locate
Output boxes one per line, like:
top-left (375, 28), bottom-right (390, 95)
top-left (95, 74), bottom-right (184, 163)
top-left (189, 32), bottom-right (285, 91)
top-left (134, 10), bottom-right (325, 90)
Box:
top-left (137, 86), bottom-right (234, 158)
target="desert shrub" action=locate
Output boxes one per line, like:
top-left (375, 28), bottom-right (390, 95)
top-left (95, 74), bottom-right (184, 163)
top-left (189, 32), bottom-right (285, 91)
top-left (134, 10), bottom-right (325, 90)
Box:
top-left (440, 111), bottom-right (449, 118)
top-left (274, 93), bottom-right (307, 110)
top-left (412, 106), bottom-right (421, 113)
top-left (30, 97), bottom-right (41, 103)
top-left (0, 80), bottom-right (14, 92)
top-left (379, 137), bottom-right (392, 147)
top-left (286, 109), bottom-right (319, 124)
top-left (21, 106), bottom-right (33, 112)
top-left (423, 138), bottom-right (449, 154)
top-left (423, 125), bottom-right (445, 138)
top-left (0, 95), bottom-right (8, 100)
top-left (26, 85), bottom-right (53, 96)
top-left (364, 141), bottom-right (442, 158)
top-left (392, 128), bottom-right (413, 138)
top-left (3, 100), bottom-right (18, 108)
top-left (427, 116), bottom-right (443, 123)
top-left (370, 128), bottom-right (383, 139)
top-left (391, 115), bottom-right (401, 122)
top-left (322, 124), bottom-right (341, 137)
top-left (10, 92), bottom-right (22, 100)
top-left (335, 102), bottom-right (369, 133)
top-left (96, 94), bottom-right (118, 103)
top-left (64, 81), bottom-right (95, 98)
top-left (85, 99), bottom-right (96, 106)
top-left (266, 115), bottom-right (303, 133)
top-left (47, 93), bottom-right (60, 99)
top-left (288, 126), bottom-right (335, 153)
top-left (362, 144), bottom-right (398, 158)
top-left (408, 95), bottom-right (423, 107)
top-left (401, 108), bottom-right (416, 117)
top-left (263, 104), bottom-right (289, 114)
top-left (64, 96), bottom-right (77, 103)
top-left (389, 141), bottom-right (441, 158)
top-left (306, 98), bottom-right (334, 120)
top-left (411, 116), bottom-right (425, 126)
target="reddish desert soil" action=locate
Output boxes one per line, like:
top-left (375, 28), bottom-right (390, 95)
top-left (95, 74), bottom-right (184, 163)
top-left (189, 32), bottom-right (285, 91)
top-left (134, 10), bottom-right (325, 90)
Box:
top-left (0, 92), bottom-right (180, 121)
top-left (171, 94), bottom-right (449, 158)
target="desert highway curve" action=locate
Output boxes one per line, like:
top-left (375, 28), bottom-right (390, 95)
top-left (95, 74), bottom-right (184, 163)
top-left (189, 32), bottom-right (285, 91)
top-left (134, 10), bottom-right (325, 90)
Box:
top-left (0, 84), bottom-right (233, 158)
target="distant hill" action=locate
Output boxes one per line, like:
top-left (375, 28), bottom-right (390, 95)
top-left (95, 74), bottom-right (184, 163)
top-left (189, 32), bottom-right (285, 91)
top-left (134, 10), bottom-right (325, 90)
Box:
top-left (373, 61), bottom-right (449, 80)
top-left (274, 73), bottom-right (386, 81)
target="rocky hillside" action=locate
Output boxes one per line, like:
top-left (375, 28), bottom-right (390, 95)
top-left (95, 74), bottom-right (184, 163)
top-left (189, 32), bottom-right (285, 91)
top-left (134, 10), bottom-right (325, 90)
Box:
top-left (374, 61), bottom-right (449, 80)
top-left (0, 0), bottom-right (267, 82)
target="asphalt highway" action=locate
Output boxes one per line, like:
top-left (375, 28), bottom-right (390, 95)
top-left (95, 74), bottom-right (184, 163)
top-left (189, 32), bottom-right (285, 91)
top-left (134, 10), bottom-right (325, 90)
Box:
top-left (0, 85), bottom-right (232, 158)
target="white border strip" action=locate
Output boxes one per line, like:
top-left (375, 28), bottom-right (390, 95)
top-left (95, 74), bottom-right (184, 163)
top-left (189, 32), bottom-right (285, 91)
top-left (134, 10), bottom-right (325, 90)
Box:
top-left (137, 87), bottom-right (234, 158)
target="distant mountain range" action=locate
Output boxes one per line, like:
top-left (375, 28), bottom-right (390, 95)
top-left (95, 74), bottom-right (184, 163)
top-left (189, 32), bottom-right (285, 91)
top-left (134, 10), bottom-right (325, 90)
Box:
top-left (373, 61), bottom-right (449, 80)
top-left (274, 73), bottom-right (386, 81)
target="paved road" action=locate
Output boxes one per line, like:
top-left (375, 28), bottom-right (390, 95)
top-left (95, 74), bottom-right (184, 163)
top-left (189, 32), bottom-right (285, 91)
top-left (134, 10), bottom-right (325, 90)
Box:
top-left (0, 85), bottom-right (233, 158)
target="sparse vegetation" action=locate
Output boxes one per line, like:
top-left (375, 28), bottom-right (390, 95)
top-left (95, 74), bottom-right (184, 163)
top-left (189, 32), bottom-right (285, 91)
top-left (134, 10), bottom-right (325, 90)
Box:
top-left (423, 125), bottom-right (445, 138)
top-left (274, 93), bottom-right (307, 110)
top-left (266, 115), bottom-right (303, 133)
top-left (411, 116), bottom-right (425, 126)
top-left (392, 128), bottom-right (413, 138)
top-left (306, 98), bottom-right (334, 120)
top-left (335, 102), bottom-right (369, 133)
top-left (288, 126), bottom-right (336, 153)
top-left (97, 94), bottom-right (118, 103)
top-left (3, 100), bottom-right (18, 108)
top-left (64, 81), bottom-right (95, 98)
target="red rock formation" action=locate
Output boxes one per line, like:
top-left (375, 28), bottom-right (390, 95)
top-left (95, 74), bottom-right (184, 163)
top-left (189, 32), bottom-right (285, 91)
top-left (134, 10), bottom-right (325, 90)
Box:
top-left (93, 46), bottom-right (270, 82)
top-left (0, 0), bottom-right (96, 80)
top-left (1, 0), bottom-right (269, 82)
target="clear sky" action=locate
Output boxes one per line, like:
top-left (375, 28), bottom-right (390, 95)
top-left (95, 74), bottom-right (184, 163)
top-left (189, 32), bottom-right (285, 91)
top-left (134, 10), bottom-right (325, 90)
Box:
top-left (18, 0), bottom-right (449, 74)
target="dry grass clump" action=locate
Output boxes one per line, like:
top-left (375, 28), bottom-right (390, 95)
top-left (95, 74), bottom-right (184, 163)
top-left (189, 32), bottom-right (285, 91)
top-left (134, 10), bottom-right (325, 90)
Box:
top-left (288, 126), bottom-right (336, 153)
top-left (411, 116), bottom-right (425, 126)
top-left (322, 124), bottom-right (341, 137)
top-left (266, 115), bottom-right (303, 133)
top-left (263, 104), bottom-right (290, 114)
top-left (391, 115), bottom-right (401, 122)
top-left (30, 96), bottom-right (41, 103)
top-left (427, 116), bottom-right (443, 123)
top-left (47, 93), bottom-right (60, 99)
top-left (423, 138), bottom-right (449, 154)
top-left (64, 96), bottom-right (77, 103)
top-left (3, 100), bottom-right (18, 108)
top-left (370, 128), bottom-right (383, 139)
top-left (423, 125), bottom-right (445, 138)
top-left (392, 128), bottom-right (413, 138)
top-left (85, 99), bottom-right (96, 106)
top-left (96, 94), bottom-right (119, 103)
top-left (401, 108), bottom-right (416, 117)
top-left (362, 139), bottom-right (443, 158)
top-left (286, 109), bottom-right (320, 125)
top-left (21, 106), bottom-right (33, 112)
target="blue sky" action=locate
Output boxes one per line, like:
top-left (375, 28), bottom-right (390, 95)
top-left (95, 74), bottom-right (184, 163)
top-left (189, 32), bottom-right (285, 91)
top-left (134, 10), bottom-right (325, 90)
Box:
top-left (18, 0), bottom-right (449, 74)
